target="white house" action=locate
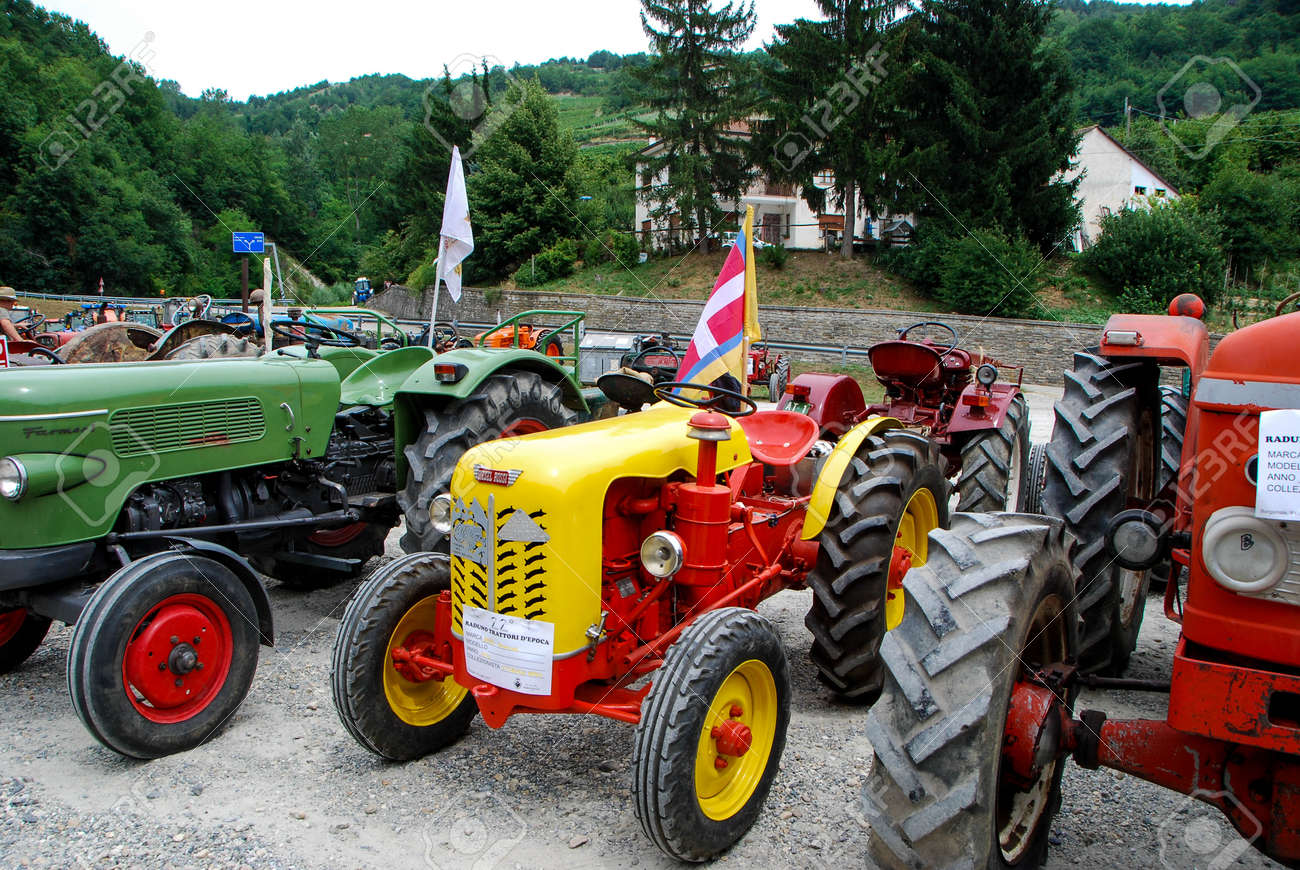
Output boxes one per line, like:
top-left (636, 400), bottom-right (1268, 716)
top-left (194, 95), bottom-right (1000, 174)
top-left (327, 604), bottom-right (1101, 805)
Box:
top-left (1063, 125), bottom-right (1180, 250)
top-left (633, 133), bottom-right (911, 252)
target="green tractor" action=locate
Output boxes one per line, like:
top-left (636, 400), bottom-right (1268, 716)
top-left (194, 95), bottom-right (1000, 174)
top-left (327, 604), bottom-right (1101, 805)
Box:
top-left (0, 311), bottom-right (601, 758)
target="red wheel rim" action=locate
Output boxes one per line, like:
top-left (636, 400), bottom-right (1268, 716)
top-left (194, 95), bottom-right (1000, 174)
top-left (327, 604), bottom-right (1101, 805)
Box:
top-left (308, 522), bottom-right (368, 547)
top-left (501, 418), bottom-right (548, 437)
top-left (0, 609), bottom-right (25, 646)
top-left (545, 342), bottom-right (561, 358)
top-left (122, 593), bottom-right (234, 724)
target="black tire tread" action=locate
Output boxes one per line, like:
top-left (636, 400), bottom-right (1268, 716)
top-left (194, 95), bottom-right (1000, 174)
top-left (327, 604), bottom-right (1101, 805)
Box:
top-left (0, 610), bottom-right (52, 675)
top-left (955, 393), bottom-right (1030, 513)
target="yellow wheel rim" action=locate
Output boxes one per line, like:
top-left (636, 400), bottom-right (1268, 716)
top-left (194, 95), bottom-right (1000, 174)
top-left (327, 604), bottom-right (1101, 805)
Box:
top-left (382, 595), bottom-right (470, 727)
top-left (694, 659), bottom-right (778, 821)
top-left (885, 487), bottom-right (940, 631)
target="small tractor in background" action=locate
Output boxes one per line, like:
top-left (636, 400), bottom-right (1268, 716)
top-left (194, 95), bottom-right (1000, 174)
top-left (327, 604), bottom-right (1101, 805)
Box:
top-left (863, 298), bottom-right (1300, 869)
top-left (0, 313), bottom-right (602, 758)
top-left (332, 378), bottom-right (950, 861)
top-left (783, 320), bottom-right (1031, 513)
top-left (747, 340), bottom-right (790, 399)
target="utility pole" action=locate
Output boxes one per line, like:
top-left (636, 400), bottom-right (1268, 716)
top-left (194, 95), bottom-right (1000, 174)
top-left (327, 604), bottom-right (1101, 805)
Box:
top-left (1124, 96), bottom-right (1131, 137)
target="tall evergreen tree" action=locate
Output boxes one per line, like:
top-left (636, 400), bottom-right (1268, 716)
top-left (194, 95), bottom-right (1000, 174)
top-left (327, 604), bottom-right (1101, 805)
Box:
top-left (894, 0), bottom-right (1081, 248)
top-left (755, 0), bottom-right (899, 257)
top-left (636, 0), bottom-right (756, 247)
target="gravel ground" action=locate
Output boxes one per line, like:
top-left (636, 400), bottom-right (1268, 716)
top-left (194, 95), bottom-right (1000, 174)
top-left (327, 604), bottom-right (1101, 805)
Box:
top-left (0, 386), bottom-right (1284, 869)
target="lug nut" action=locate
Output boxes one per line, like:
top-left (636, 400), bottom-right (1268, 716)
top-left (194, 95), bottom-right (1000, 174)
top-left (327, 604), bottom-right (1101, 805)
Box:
top-left (174, 678), bottom-right (183, 687)
top-left (193, 636), bottom-right (201, 645)
top-left (729, 704), bottom-right (744, 718)
top-left (714, 757), bottom-right (728, 769)
top-left (170, 636), bottom-right (179, 645)
top-left (158, 663), bottom-right (166, 671)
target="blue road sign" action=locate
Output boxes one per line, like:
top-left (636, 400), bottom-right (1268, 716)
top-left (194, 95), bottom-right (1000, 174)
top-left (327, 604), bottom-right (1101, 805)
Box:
top-left (232, 232), bottom-right (265, 254)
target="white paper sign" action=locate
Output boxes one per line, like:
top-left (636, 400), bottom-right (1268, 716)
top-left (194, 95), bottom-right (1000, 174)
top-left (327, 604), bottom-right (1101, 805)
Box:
top-left (1257, 409), bottom-right (1300, 520)
top-left (462, 606), bottom-right (554, 696)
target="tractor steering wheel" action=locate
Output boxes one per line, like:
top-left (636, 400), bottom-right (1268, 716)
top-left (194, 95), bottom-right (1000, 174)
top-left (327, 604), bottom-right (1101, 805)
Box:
top-left (172, 295), bottom-right (213, 326)
top-left (1275, 292), bottom-right (1300, 318)
top-left (13, 311), bottom-right (44, 337)
top-left (23, 345), bottom-right (63, 364)
top-left (627, 344), bottom-right (681, 378)
top-left (272, 320), bottom-right (362, 348)
top-left (898, 321), bottom-right (959, 354)
top-left (654, 381), bottom-right (758, 417)
top-left (432, 321), bottom-right (461, 348)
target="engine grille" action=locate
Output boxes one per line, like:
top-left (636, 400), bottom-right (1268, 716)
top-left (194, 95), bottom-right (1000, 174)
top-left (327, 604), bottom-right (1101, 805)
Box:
top-left (110, 398), bottom-right (265, 457)
top-left (450, 495), bottom-right (551, 633)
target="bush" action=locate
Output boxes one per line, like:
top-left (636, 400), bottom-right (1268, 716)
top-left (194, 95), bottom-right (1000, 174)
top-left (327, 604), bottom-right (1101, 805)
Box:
top-left (875, 226), bottom-right (956, 294)
top-left (513, 239), bottom-right (579, 287)
top-left (582, 230), bottom-right (641, 270)
top-left (406, 260), bottom-right (440, 291)
top-left (937, 230), bottom-right (1044, 317)
top-left (759, 242), bottom-right (789, 270)
top-left (1080, 202), bottom-right (1226, 307)
top-left (1199, 165), bottom-right (1300, 272)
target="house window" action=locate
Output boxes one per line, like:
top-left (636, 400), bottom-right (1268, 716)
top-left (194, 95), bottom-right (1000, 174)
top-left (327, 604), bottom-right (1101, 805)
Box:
top-left (813, 170), bottom-right (835, 190)
top-left (1134, 185), bottom-right (1147, 195)
top-left (1155, 188), bottom-right (1167, 197)
top-left (784, 212), bottom-right (791, 240)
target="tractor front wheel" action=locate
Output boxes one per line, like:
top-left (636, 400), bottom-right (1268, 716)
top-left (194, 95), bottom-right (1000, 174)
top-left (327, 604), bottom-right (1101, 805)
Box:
top-left (1040, 350), bottom-right (1158, 675)
top-left (633, 607), bottom-right (790, 862)
top-left (66, 555), bottom-right (261, 758)
top-left (767, 358), bottom-right (789, 400)
top-left (331, 552), bottom-right (476, 761)
top-left (955, 394), bottom-right (1030, 513)
top-left (864, 513), bottom-right (1079, 869)
top-left (399, 371), bottom-right (578, 552)
top-left (805, 429), bottom-right (949, 703)
top-left (0, 608), bottom-right (52, 674)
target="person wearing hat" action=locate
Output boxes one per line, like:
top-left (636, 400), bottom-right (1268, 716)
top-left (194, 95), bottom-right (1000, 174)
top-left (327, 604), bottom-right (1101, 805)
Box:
top-left (0, 287), bottom-right (23, 342)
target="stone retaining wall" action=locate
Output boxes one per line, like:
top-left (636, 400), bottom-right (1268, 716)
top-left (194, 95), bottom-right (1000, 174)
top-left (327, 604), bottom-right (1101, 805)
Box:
top-left (372, 285), bottom-right (1197, 385)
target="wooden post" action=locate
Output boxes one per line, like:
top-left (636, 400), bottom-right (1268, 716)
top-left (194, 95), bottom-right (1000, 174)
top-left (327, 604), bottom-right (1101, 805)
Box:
top-left (240, 255), bottom-right (249, 313)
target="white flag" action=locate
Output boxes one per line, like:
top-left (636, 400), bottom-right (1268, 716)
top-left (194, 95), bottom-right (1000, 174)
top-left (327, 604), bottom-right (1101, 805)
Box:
top-left (437, 146), bottom-right (474, 303)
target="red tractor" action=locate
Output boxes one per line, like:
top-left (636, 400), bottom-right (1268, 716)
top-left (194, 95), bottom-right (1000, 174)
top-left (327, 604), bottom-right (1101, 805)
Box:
top-left (863, 297), bottom-right (1300, 868)
top-left (747, 340), bottom-right (790, 399)
top-left (783, 320), bottom-right (1030, 512)
top-left (332, 379), bottom-right (950, 861)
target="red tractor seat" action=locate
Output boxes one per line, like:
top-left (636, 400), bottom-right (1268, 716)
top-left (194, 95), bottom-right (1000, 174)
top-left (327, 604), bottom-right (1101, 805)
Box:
top-left (868, 340), bottom-right (947, 387)
top-left (737, 410), bottom-right (821, 467)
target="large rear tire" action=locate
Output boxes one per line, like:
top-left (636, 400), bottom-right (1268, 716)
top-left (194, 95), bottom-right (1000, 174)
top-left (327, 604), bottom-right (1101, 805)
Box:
top-left (805, 430), bottom-right (949, 703)
top-left (1150, 386), bottom-right (1189, 592)
top-left (1040, 350), bottom-right (1158, 675)
top-left (331, 552), bottom-right (477, 761)
top-left (955, 394), bottom-right (1030, 513)
top-left (398, 371), bottom-right (578, 552)
top-left (864, 513), bottom-right (1079, 869)
top-left (66, 555), bottom-right (261, 758)
top-left (1021, 442), bottom-right (1048, 514)
top-left (633, 608), bottom-right (790, 862)
top-left (0, 608), bottom-right (52, 674)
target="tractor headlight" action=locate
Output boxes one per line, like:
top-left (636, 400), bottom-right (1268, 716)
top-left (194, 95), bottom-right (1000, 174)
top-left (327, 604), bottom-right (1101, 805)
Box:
top-left (976, 363), bottom-right (998, 386)
top-left (1202, 507), bottom-right (1288, 594)
top-left (640, 531), bottom-right (684, 579)
top-left (429, 493), bottom-right (453, 535)
top-left (0, 458), bottom-right (26, 501)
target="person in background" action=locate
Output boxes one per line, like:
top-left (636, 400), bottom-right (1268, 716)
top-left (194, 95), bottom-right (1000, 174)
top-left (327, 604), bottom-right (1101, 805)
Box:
top-left (0, 286), bottom-right (22, 342)
top-left (95, 302), bottom-right (120, 324)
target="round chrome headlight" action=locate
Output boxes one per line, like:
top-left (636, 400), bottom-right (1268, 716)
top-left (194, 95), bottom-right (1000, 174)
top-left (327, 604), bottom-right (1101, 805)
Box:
top-left (0, 457), bottom-right (27, 501)
top-left (429, 493), bottom-right (453, 535)
top-left (1202, 506), bottom-right (1288, 593)
top-left (640, 531), bottom-right (684, 578)
top-left (976, 363), bottom-right (998, 386)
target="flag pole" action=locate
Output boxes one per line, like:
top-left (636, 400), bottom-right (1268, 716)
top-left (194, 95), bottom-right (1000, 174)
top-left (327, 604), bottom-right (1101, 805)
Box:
top-left (427, 269), bottom-right (441, 349)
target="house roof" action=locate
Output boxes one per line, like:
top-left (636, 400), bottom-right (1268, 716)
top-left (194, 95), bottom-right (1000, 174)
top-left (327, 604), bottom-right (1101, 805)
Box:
top-left (1076, 124), bottom-right (1180, 197)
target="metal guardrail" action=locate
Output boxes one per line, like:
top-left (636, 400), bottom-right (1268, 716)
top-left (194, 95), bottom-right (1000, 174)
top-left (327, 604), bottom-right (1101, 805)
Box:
top-left (17, 292), bottom-right (874, 363)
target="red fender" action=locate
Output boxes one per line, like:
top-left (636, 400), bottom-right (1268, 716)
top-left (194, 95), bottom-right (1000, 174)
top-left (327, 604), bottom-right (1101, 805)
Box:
top-left (1099, 313), bottom-right (1210, 381)
top-left (946, 383), bottom-right (1023, 434)
top-left (777, 372), bottom-right (866, 439)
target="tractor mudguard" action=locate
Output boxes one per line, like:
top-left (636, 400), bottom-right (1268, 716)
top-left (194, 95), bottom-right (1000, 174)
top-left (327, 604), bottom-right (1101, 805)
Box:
top-left (271, 344), bottom-right (379, 381)
top-left (156, 537), bottom-right (274, 646)
top-left (778, 373), bottom-right (867, 438)
top-left (339, 345), bottom-right (435, 407)
top-left (395, 348), bottom-right (589, 413)
top-left (946, 384), bottom-right (1023, 434)
top-left (802, 415), bottom-right (902, 540)
top-left (1098, 313), bottom-right (1210, 380)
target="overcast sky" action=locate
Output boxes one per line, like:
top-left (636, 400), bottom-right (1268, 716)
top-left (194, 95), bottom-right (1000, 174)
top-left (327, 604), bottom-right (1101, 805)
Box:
top-left (46, 0), bottom-right (1192, 101)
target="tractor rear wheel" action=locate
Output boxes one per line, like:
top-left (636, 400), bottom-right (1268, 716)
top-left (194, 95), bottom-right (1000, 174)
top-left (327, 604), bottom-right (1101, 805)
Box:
top-left (633, 607), bottom-right (790, 862)
top-left (0, 608), bottom-right (52, 674)
top-left (66, 555), bottom-right (261, 758)
top-left (863, 513), bottom-right (1079, 869)
top-left (1022, 442), bottom-right (1048, 514)
top-left (768, 358), bottom-right (789, 400)
top-left (399, 371), bottom-right (578, 552)
top-left (331, 552), bottom-right (476, 761)
top-left (805, 430), bottom-right (949, 703)
top-left (270, 522), bottom-right (391, 590)
top-left (1150, 386), bottom-right (1189, 592)
top-left (955, 394), bottom-right (1030, 513)
top-left (1040, 350), bottom-right (1158, 675)
top-left (163, 333), bottom-right (264, 360)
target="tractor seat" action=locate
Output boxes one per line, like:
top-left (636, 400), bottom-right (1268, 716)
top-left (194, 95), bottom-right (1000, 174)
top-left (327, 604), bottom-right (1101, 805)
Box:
top-left (868, 341), bottom-right (948, 387)
top-left (737, 410), bottom-right (820, 467)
